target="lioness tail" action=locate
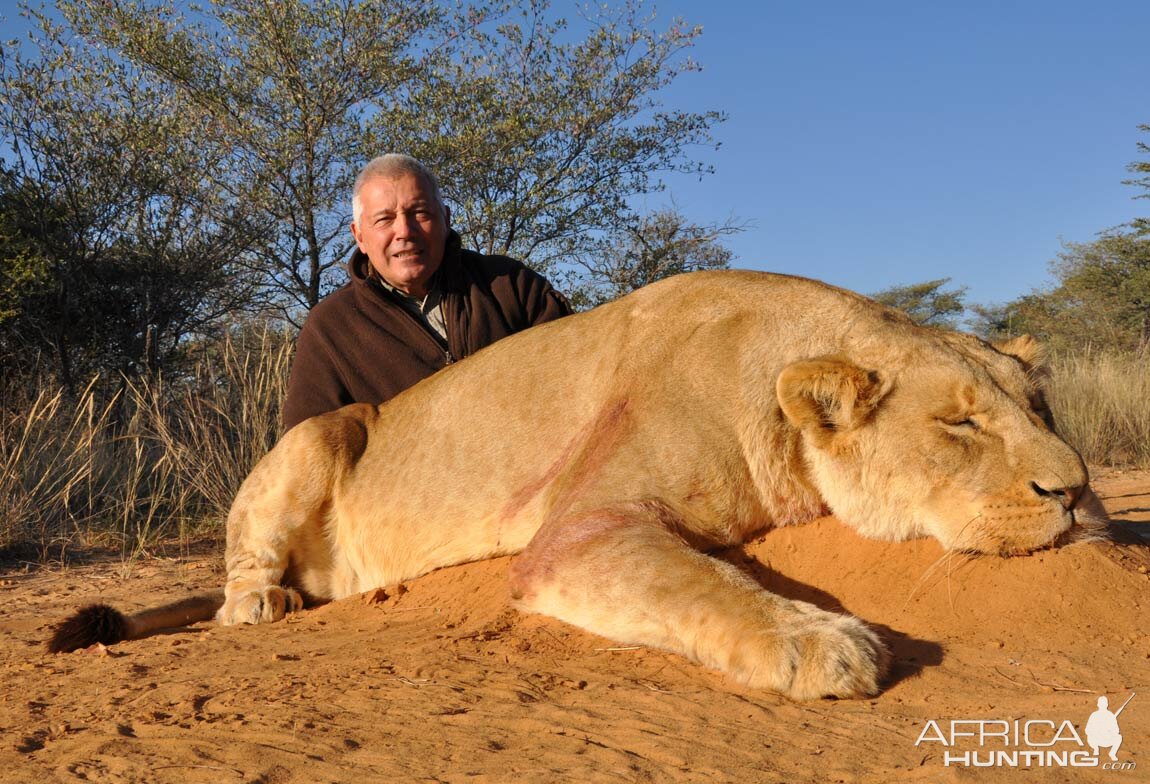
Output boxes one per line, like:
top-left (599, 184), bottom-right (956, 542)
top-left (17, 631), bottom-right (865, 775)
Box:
top-left (46, 592), bottom-right (224, 653)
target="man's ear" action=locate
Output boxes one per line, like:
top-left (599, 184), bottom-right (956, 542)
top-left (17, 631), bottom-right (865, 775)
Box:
top-left (350, 221), bottom-right (365, 252)
top-left (443, 203), bottom-right (452, 229)
top-left (776, 356), bottom-right (891, 448)
top-left (993, 334), bottom-right (1044, 369)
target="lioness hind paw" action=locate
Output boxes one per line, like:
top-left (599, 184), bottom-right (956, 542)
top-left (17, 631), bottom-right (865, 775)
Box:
top-left (218, 586), bottom-right (303, 626)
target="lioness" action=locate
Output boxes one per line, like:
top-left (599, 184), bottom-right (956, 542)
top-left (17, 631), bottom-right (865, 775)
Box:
top-left (49, 271), bottom-right (1103, 700)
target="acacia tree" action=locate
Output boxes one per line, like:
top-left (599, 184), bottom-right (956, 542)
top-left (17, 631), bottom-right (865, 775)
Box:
top-left (0, 11), bottom-right (257, 389)
top-left (973, 126), bottom-right (1150, 352)
top-left (870, 278), bottom-right (968, 328)
top-left (972, 234), bottom-right (1150, 352)
top-left (1126, 123), bottom-right (1150, 235)
top-left (53, 0), bottom-right (450, 319)
top-left (6, 0), bottom-right (729, 334)
top-left (381, 0), bottom-right (727, 288)
top-left (563, 208), bottom-right (744, 308)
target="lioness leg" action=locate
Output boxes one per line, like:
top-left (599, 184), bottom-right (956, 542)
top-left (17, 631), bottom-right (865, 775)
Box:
top-left (217, 455), bottom-right (308, 626)
top-left (509, 502), bottom-right (888, 700)
top-left (216, 410), bottom-right (370, 626)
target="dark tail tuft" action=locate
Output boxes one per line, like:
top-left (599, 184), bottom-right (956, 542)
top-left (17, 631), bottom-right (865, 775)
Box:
top-left (46, 604), bottom-right (129, 653)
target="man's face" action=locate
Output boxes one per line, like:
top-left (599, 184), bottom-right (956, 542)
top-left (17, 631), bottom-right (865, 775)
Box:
top-left (351, 173), bottom-right (450, 299)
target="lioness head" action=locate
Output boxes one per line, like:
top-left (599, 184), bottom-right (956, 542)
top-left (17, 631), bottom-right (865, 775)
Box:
top-left (777, 330), bottom-right (1093, 555)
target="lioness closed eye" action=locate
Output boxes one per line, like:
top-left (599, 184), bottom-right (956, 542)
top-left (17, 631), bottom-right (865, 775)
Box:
top-left (48, 271), bottom-right (1106, 700)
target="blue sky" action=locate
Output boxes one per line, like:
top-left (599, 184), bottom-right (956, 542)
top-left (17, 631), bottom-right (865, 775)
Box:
top-left (2, 1), bottom-right (1147, 310)
top-left (650, 1), bottom-right (1150, 307)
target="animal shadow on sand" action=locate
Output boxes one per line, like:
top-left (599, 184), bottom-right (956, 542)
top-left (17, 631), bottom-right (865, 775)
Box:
top-left (716, 548), bottom-right (945, 691)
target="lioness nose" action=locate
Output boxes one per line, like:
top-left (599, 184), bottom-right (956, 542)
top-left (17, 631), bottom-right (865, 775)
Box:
top-left (1030, 481), bottom-right (1086, 511)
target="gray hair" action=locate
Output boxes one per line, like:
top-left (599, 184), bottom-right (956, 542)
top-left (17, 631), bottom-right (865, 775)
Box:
top-left (351, 154), bottom-right (444, 224)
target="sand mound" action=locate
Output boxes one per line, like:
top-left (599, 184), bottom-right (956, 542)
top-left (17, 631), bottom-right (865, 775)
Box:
top-left (1, 472), bottom-right (1147, 782)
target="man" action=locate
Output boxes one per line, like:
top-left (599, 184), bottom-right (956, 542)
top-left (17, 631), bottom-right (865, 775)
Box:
top-left (1085, 695), bottom-right (1124, 762)
top-left (282, 154), bottom-right (571, 430)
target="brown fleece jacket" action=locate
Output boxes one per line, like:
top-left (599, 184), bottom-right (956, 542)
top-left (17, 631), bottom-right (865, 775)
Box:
top-left (281, 232), bottom-right (572, 431)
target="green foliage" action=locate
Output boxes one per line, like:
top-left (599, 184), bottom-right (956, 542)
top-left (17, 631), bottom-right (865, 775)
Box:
top-left (3, 0), bottom-right (728, 337)
top-left (1124, 123), bottom-right (1150, 235)
top-left (971, 125), bottom-right (1150, 351)
top-left (0, 8), bottom-right (260, 389)
top-left (379, 0), bottom-right (725, 279)
top-left (972, 232), bottom-right (1150, 352)
top-left (0, 167), bottom-right (54, 325)
top-left (52, 0), bottom-right (444, 316)
top-left (1054, 232), bottom-right (1150, 349)
top-left (869, 277), bottom-right (968, 328)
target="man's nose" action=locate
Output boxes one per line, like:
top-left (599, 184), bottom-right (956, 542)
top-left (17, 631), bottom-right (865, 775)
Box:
top-left (394, 211), bottom-right (420, 238)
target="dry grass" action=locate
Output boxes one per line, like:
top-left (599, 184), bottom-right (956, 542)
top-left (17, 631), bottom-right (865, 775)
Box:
top-left (0, 327), bottom-right (293, 563)
top-left (1046, 350), bottom-right (1150, 468)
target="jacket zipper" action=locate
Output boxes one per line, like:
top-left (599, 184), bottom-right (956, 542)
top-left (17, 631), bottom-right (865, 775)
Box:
top-left (379, 282), bottom-right (455, 366)
top-left (441, 290), bottom-right (457, 365)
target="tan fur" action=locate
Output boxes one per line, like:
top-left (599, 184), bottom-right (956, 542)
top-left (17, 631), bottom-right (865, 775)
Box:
top-left (62, 271), bottom-right (1104, 699)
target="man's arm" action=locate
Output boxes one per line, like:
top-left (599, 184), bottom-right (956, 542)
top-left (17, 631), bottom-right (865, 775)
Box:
top-left (281, 322), bottom-right (353, 432)
top-left (514, 264), bottom-right (574, 326)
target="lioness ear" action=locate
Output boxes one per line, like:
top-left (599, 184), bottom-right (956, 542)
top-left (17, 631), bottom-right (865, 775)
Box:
top-left (994, 334), bottom-right (1045, 369)
top-left (776, 357), bottom-right (891, 447)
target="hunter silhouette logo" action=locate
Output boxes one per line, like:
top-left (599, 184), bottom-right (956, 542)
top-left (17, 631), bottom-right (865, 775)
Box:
top-left (915, 692), bottom-right (1137, 770)
top-left (1086, 693), bottom-right (1135, 762)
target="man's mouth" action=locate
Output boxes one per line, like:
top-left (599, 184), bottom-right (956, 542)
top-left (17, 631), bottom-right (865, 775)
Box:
top-left (392, 248), bottom-right (423, 262)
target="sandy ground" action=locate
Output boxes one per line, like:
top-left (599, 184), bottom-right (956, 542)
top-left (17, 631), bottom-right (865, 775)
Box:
top-left (2, 469), bottom-right (1148, 783)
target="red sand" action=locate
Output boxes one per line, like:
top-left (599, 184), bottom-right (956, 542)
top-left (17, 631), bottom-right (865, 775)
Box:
top-left (2, 469), bottom-right (1147, 783)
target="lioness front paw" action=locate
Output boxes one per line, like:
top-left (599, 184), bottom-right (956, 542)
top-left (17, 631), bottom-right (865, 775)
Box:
top-left (217, 586), bottom-right (303, 626)
top-left (784, 610), bottom-right (888, 700)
